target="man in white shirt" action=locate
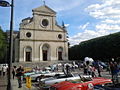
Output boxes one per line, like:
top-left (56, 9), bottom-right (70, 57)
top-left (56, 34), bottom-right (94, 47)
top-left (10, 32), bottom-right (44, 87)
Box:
top-left (0, 64), bottom-right (2, 76)
top-left (2, 65), bottom-right (7, 76)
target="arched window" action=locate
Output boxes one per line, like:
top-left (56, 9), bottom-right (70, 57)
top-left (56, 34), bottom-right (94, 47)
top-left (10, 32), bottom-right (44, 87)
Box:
top-left (42, 44), bottom-right (49, 61)
top-left (58, 47), bottom-right (63, 60)
top-left (25, 46), bottom-right (32, 62)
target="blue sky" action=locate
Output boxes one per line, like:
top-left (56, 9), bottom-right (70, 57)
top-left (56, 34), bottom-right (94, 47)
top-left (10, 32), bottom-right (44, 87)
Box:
top-left (0, 0), bottom-right (120, 46)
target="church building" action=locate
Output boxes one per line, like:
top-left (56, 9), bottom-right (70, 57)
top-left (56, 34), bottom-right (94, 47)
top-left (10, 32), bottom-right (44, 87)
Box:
top-left (14, 5), bottom-right (68, 62)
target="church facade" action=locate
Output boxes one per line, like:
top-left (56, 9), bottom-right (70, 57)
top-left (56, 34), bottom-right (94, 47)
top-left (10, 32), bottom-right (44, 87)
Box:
top-left (14, 5), bottom-right (68, 62)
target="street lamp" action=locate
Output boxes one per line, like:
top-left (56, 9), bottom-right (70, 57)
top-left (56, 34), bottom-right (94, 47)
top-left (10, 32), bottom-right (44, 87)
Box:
top-left (0, 0), bottom-right (14, 90)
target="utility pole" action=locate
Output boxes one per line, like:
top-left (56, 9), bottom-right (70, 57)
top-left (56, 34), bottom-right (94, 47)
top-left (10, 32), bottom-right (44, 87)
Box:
top-left (0, 0), bottom-right (14, 90)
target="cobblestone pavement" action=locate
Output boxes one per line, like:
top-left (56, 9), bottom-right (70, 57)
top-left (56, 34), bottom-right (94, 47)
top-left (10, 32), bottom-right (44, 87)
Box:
top-left (0, 75), bottom-right (38, 90)
top-left (0, 76), bottom-right (7, 90)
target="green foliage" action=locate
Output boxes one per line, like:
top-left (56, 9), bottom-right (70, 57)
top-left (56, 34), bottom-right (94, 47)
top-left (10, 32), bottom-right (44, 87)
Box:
top-left (0, 27), bottom-right (7, 63)
top-left (69, 32), bottom-right (120, 61)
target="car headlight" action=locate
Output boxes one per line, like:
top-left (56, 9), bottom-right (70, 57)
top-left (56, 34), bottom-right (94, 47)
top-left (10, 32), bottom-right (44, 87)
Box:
top-left (88, 83), bottom-right (94, 89)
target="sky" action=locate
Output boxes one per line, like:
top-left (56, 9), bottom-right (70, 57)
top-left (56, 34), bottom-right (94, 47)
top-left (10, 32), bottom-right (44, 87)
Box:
top-left (0, 0), bottom-right (120, 46)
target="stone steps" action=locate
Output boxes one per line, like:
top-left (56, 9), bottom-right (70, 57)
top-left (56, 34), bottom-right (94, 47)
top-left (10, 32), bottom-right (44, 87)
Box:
top-left (12, 60), bottom-right (72, 69)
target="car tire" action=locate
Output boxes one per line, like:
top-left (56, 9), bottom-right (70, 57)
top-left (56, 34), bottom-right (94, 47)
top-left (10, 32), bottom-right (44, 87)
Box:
top-left (36, 77), bottom-right (40, 82)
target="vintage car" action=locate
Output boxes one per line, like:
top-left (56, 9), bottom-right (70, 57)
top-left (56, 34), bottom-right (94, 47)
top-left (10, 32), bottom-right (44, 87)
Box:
top-left (49, 77), bottom-right (112, 90)
top-left (94, 83), bottom-right (120, 90)
top-left (40, 73), bottom-right (92, 86)
top-left (23, 70), bottom-right (43, 79)
top-left (30, 71), bottom-right (64, 81)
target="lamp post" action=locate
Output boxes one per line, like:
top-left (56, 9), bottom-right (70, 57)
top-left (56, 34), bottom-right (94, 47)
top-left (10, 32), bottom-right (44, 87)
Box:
top-left (0, 0), bottom-right (14, 90)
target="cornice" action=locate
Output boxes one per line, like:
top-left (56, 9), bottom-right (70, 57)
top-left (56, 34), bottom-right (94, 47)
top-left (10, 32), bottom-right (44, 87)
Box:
top-left (20, 28), bottom-right (66, 33)
top-left (33, 13), bottom-right (55, 17)
top-left (20, 39), bottom-right (67, 42)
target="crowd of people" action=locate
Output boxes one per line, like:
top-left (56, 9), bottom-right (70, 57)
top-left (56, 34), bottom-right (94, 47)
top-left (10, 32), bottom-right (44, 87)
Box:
top-left (0, 64), bottom-right (24, 88)
top-left (0, 58), bottom-right (119, 88)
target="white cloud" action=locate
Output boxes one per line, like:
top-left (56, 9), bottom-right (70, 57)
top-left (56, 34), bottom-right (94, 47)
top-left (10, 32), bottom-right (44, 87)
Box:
top-left (96, 24), bottom-right (120, 30)
top-left (86, 0), bottom-right (120, 19)
top-left (69, 0), bottom-right (120, 46)
top-left (78, 22), bottom-right (89, 30)
top-left (102, 19), bottom-right (120, 24)
top-left (69, 29), bottom-right (105, 46)
top-left (65, 24), bottom-right (70, 27)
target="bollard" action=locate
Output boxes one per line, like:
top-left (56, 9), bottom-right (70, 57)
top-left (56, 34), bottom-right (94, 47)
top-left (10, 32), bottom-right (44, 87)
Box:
top-left (26, 75), bottom-right (32, 89)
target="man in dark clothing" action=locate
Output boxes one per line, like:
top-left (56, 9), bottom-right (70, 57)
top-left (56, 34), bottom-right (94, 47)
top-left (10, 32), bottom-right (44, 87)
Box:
top-left (12, 66), bottom-right (16, 79)
top-left (93, 60), bottom-right (101, 77)
top-left (66, 64), bottom-right (70, 76)
top-left (16, 66), bottom-right (24, 88)
top-left (109, 60), bottom-right (119, 84)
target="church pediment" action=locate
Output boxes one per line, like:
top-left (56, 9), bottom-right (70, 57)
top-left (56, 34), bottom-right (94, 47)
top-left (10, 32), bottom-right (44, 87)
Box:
top-left (33, 5), bottom-right (56, 15)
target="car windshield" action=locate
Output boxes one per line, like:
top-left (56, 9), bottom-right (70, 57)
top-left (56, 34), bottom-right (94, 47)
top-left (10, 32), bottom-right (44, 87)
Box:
top-left (54, 74), bottom-right (73, 79)
top-left (68, 77), bottom-right (92, 83)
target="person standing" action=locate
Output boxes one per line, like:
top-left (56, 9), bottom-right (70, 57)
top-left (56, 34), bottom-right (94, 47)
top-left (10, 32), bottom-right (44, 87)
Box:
top-left (109, 60), bottom-right (119, 84)
top-left (0, 64), bottom-right (2, 76)
top-left (83, 63), bottom-right (87, 75)
top-left (2, 65), bottom-right (7, 76)
top-left (12, 66), bottom-right (16, 79)
top-left (65, 63), bottom-right (70, 76)
top-left (16, 65), bottom-right (24, 88)
top-left (93, 60), bottom-right (101, 77)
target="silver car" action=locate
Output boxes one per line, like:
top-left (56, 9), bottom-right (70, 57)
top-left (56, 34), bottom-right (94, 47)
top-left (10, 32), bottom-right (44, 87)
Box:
top-left (30, 71), bottom-right (64, 81)
top-left (40, 73), bottom-right (91, 86)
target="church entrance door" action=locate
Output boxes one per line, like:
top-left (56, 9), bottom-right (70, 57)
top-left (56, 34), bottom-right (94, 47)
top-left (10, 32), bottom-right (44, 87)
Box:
top-left (43, 50), bottom-right (47, 61)
top-left (58, 47), bottom-right (63, 60)
top-left (58, 51), bottom-right (62, 60)
top-left (42, 44), bottom-right (49, 61)
top-left (25, 46), bottom-right (32, 62)
top-left (26, 52), bottom-right (31, 62)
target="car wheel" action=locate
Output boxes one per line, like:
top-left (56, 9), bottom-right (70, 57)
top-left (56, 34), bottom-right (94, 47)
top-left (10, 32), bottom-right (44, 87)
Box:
top-left (36, 77), bottom-right (40, 82)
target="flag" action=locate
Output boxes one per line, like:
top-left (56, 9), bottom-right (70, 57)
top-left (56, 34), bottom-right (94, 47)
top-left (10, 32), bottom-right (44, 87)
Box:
top-left (0, 0), bottom-right (10, 7)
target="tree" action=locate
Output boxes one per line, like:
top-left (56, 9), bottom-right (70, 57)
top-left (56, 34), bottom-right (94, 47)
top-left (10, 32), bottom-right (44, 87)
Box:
top-left (69, 32), bottom-right (120, 62)
top-left (0, 27), bottom-right (7, 63)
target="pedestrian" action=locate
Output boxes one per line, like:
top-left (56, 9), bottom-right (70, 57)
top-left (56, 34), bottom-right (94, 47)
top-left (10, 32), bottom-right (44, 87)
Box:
top-left (86, 61), bottom-right (90, 74)
top-left (12, 66), bottom-right (16, 79)
top-left (109, 59), bottom-right (119, 84)
top-left (66, 63), bottom-right (70, 76)
top-left (83, 63), bottom-right (87, 75)
top-left (16, 65), bottom-right (24, 88)
top-left (0, 64), bottom-right (2, 76)
top-left (90, 65), bottom-right (96, 77)
top-left (2, 65), bottom-right (7, 76)
top-left (93, 60), bottom-right (101, 77)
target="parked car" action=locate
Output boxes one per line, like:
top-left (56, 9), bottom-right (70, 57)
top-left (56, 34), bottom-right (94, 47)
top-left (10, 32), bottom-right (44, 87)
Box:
top-left (40, 73), bottom-right (92, 86)
top-left (30, 71), bottom-right (64, 81)
top-left (49, 77), bottom-right (112, 90)
top-left (94, 83), bottom-right (120, 90)
top-left (99, 61), bottom-right (108, 69)
top-left (23, 71), bottom-right (36, 79)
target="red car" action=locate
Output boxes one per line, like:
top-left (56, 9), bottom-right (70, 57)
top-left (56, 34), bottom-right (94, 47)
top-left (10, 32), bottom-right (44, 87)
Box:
top-left (50, 77), bottom-right (112, 90)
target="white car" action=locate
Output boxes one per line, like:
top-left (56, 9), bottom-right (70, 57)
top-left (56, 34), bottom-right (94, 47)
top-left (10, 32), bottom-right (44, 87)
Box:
top-left (40, 73), bottom-right (91, 86)
top-left (30, 71), bottom-right (64, 81)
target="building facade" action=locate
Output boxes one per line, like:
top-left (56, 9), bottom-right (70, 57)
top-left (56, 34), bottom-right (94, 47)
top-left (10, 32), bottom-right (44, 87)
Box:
top-left (14, 5), bottom-right (68, 62)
